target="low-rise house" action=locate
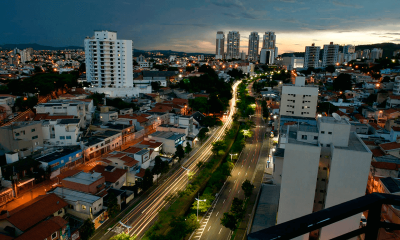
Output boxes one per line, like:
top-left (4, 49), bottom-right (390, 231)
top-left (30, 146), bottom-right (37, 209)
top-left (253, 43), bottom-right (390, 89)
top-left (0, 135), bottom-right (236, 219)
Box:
top-left (0, 122), bottom-right (43, 157)
top-left (147, 131), bottom-right (186, 154)
top-left (379, 142), bottom-right (400, 158)
top-left (100, 111), bottom-right (118, 123)
top-left (0, 94), bottom-right (16, 108)
top-left (122, 147), bottom-right (151, 169)
top-left (101, 152), bottom-right (139, 185)
top-left (34, 146), bottom-right (82, 174)
top-left (0, 194), bottom-right (67, 237)
top-left (14, 216), bottom-right (68, 240)
top-left (387, 95), bottom-right (400, 108)
top-left (34, 100), bottom-right (89, 126)
top-left (61, 171), bottom-right (106, 196)
top-left (82, 130), bottom-right (122, 159)
top-left (91, 165), bottom-right (127, 189)
top-left (42, 119), bottom-right (82, 146)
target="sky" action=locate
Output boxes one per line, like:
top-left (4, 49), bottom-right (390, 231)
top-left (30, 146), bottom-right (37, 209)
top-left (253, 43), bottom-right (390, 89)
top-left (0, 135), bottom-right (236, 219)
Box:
top-left (1, 0), bottom-right (400, 54)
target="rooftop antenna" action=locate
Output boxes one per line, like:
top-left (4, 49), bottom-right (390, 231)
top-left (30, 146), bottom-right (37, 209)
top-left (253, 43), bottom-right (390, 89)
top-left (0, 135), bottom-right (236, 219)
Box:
top-left (332, 112), bottom-right (341, 121)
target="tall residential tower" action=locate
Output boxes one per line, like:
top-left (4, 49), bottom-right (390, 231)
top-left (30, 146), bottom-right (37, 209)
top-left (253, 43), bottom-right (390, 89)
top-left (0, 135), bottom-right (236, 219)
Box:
top-left (304, 43), bottom-right (321, 69)
top-left (248, 32), bottom-right (259, 61)
top-left (215, 31), bottom-right (225, 60)
top-left (226, 31), bottom-right (240, 59)
top-left (84, 30), bottom-right (133, 90)
top-left (322, 42), bottom-right (339, 67)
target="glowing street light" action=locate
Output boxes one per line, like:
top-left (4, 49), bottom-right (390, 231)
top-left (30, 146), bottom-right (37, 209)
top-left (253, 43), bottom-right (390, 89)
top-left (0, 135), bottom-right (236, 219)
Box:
top-left (195, 196), bottom-right (206, 221)
top-left (229, 153), bottom-right (237, 161)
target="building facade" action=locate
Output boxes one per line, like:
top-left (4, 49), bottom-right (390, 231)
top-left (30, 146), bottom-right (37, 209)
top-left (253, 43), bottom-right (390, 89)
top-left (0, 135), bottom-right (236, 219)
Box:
top-left (322, 42), bottom-right (339, 67)
top-left (84, 30), bottom-right (135, 97)
top-left (248, 32), bottom-right (259, 62)
top-left (226, 31), bottom-right (240, 59)
top-left (215, 31), bottom-right (225, 60)
top-left (304, 43), bottom-right (321, 69)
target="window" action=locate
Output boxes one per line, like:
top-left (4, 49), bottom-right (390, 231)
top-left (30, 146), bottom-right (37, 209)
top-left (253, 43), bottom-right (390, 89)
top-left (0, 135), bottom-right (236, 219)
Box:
top-left (60, 136), bottom-right (65, 140)
top-left (314, 136), bottom-right (318, 140)
top-left (82, 205), bottom-right (87, 210)
top-left (115, 181), bottom-right (119, 186)
top-left (52, 232), bottom-right (57, 239)
top-left (328, 132), bottom-right (332, 134)
top-left (66, 136), bottom-right (71, 139)
top-left (21, 130), bottom-right (25, 135)
top-left (32, 135), bottom-right (38, 140)
top-left (301, 135), bottom-right (307, 140)
top-left (323, 167), bottom-right (327, 170)
top-left (321, 131), bottom-right (325, 134)
top-left (326, 144), bottom-right (331, 147)
top-left (58, 209), bottom-right (63, 214)
top-left (15, 132), bottom-right (20, 136)
top-left (68, 204), bottom-right (74, 209)
top-left (321, 178), bottom-right (326, 182)
top-left (31, 128), bottom-right (35, 132)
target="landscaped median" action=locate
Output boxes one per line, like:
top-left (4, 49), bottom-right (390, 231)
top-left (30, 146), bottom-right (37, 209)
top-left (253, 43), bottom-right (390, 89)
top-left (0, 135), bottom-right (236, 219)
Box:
top-left (142, 80), bottom-right (255, 240)
top-left (143, 121), bottom-right (240, 240)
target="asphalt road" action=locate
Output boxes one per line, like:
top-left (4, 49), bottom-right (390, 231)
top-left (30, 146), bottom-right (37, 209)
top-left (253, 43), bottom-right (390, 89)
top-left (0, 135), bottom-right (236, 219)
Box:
top-left (95, 81), bottom-right (242, 240)
top-left (191, 83), bottom-right (266, 240)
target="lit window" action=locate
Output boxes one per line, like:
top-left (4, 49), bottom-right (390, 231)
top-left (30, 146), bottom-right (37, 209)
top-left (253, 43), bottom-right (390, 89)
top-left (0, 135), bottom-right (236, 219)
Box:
top-left (82, 205), bottom-right (86, 210)
top-left (51, 232), bottom-right (57, 239)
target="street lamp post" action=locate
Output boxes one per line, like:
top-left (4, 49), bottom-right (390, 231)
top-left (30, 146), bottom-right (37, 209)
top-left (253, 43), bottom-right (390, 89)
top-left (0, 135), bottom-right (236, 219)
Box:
top-left (195, 197), bottom-right (206, 221)
top-left (182, 166), bottom-right (190, 188)
top-left (229, 153), bottom-right (237, 161)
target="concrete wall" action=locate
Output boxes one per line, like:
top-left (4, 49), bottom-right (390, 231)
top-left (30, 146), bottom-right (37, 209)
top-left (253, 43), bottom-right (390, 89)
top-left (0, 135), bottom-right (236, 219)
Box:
top-left (320, 137), bottom-right (371, 240)
top-left (280, 85), bottom-right (318, 118)
top-left (277, 143), bottom-right (321, 240)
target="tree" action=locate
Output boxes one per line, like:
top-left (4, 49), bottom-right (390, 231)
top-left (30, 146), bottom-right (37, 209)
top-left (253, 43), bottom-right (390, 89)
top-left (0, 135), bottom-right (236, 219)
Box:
top-left (79, 218), bottom-right (95, 240)
top-left (242, 129), bottom-right (253, 139)
top-left (198, 128), bottom-right (209, 142)
top-left (220, 212), bottom-right (237, 231)
top-left (175, 144), bottom-right (185, 162)
top-left (185, 142), bottom-right (192, 153)
top-left (189, 97), bottom-right (208, 113)
top-left (333, 73), bottom-right (352, 91)
top-left (317, 102), bottom-right (339, 115)
top-left (212, 141), bottom-right (225, 156)
top-left (191, 193), bottom-right (214, 213)
top-left (142, 168), bottom-right (153, 190)
top-left (242, 179), bottom-right (254, 199)
top-left (107, 192), bottom-right (120, 218)
top-left (111, 233), bottom-right (137, 240)
top-left (151, 81), bottom-right (161, 92)
top-left (152, 156), bottom-right (163, 177)
top-left (230, 198), bottom-right (245, 218)
top-left (325, 65), bottom-right (336, 73)
top-left (186, 66), bottom-right (195, 72)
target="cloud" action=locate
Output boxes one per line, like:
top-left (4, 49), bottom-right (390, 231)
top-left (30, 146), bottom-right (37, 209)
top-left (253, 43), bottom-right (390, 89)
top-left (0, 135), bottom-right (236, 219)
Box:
top-left (273, 7), bottom-right (283, 11)
top-left (280, 0), bottom-right (296, 2)
top-left (222, 12), bottom-right (240, 19)
top-left (386, 33), bottom-right (400, 35)
top-left (210, 0), bottom-right (245, 9)
top-left (332, 1), bottom-right (363, 9)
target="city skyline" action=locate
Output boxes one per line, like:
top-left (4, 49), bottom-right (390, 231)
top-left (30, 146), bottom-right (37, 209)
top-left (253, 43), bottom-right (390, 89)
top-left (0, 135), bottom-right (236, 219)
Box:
top-left (1, 0), bottom-right (400, 54)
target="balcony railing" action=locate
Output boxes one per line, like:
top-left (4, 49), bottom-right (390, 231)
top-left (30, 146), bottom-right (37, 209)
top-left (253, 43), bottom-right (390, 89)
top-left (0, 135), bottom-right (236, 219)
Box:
top-left (247, 193), bottom-right (400, 240)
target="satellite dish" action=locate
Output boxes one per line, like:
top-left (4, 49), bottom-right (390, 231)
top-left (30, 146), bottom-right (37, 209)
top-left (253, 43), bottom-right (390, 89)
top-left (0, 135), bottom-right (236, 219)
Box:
top-left (332, 113), bottom-right (341, 121)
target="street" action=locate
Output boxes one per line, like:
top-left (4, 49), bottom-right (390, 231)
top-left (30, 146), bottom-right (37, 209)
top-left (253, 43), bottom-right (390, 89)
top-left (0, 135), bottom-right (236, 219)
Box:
top-left (191, 81), bottom-right (267, 240)
top-left (94, 80), bottom-right (242, 239)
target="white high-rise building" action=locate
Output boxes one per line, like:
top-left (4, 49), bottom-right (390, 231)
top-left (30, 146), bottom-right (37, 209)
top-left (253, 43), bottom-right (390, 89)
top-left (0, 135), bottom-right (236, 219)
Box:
top-left (262, 32), bottom-right (276, 49)
top-left (20, 49), bottom-right (31, 63)
top-left (304, 43), bottom-right (320, 69)
top-left (226, 31), bottom-right (240, 59)
top-left (215, 31), bottom-right (225, 60)
top-left (273, 116), bottom-right (372, 240)
top-left (84, 30), bottom-right (133, 90)
top-left (248, 32), bottom-right (259, 61)
top-left (322, 42), bottom-right (339, 67)
top-left (343, 45), bottom-right (355, 54)
top-left (371, 48), bottom-right (383, 60)
top-left (260, 49), bottom-right (275, 64)
top-left (279, 77), bottom-right (318, 118)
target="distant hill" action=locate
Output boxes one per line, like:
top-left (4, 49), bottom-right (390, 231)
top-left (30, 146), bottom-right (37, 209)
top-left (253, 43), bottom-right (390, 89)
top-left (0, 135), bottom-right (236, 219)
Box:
top-left (0, 43), bottom-right (212, 57)
top-left (0, 43), bottom-right (84, 50)
top-left (281, 43), bottom-right (400, 60)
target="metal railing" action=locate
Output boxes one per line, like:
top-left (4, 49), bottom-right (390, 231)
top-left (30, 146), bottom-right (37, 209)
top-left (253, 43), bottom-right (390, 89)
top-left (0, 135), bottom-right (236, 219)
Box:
top-left (247, 193), bottom-right (400, 240)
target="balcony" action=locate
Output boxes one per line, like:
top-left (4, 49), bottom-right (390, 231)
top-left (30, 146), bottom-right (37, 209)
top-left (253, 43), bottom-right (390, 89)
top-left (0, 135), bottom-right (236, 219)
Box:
top-left (248, 193), bottom-right (400, 240)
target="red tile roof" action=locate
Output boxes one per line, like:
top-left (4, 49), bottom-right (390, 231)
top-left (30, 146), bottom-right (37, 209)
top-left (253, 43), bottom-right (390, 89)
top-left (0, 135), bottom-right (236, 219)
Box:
top-left (369, 122), bottom-right (381, 130)
top-left (148, 105), bottom-right (173, 113)
top-left (392, 126), bottom-right (400, 132)
top-left (389, 95), bottom-right (400, 100)
top-left (104, 153), bottom-right (126, 158)
top-left (15, 216), bottom-right (67, 240)
top-left (363, 140), bottom-right (376, 146)
top-left (91, 165), bottom-right (127, 183)
top-left (380, 142), bottom-right (400, 151)
top-left (0, 234), bottom-right (14, 240)
top-left (136, 168), bottom-right (146, 178)
top-left (193, 94), bottom-right (209, 98)
top-left (354, 114), bottom-right (367, 121)
top-left (172, 98), bottom-right (189, 105)
top-left (371, 148), bottom-right (385, 157)
top-left (59, 94), bottom-right (76, 98)
top-left (123, 147), bottom-right (142, 154)
top-left (139, 140), bottom-right (163, 149)
top-left (385, 108), bottom-right (400, 115)
top-left (120, 155), bottom-right (139, 167)
top-left (371, 161), bottom-right (399, 170)
top-left (118, 114), bottom-right (150, 123)
top-left (1, 194), bottom-right (68, 231)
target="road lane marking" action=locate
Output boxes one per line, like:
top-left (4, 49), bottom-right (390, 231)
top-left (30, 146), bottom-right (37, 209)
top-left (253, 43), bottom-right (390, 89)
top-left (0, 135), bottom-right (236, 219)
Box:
top-left (229, 189), bottom-right (231, 192)
top-left (216, 212), bottom-right (219, 216)
top-left (238, 172), bottom-right (240, 175)
top-left (245, 173), bottom-right (247, 176)
top-left (223, 199), bottom-right (225, 203)
top-left (219, 228), bottom-right (223, 234)
top-left (208, 226), bottom-right (211, 231)
top-left (234, 180), bottom-right (236, 183)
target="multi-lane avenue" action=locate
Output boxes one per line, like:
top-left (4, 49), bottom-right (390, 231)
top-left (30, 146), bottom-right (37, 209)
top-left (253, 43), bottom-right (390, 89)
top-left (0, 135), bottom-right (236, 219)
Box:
top-left (190, 82), bottom-right (267, 240)
top-left (95, 80), bottom-right (242, 240)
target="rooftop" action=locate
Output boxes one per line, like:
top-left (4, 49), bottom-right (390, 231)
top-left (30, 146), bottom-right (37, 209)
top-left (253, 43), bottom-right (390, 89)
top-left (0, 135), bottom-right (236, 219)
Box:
top-left (63, 171), bottom-right (103, 185)
top-left (335, 132), bottom-right (370, 152)
top-left (15, 216), bottom-right (67, 240)
top-left (90, 165), bottom-right (127, 183)
top-left (381, 177), bottom-right (400, 193)
top-left (34, 146), bottom-right (81, 163)
top-left (150, 131), bottom-right (185, 140)
top-left (50, 187), bottom-right (101, 204)
top-left (0, 194), bottom-right (68, 231)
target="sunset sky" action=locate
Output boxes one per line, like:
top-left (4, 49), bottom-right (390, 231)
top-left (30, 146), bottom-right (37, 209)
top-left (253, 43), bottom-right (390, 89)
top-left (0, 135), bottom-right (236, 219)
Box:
top-left (1, 0), bottom-right (400, 54)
